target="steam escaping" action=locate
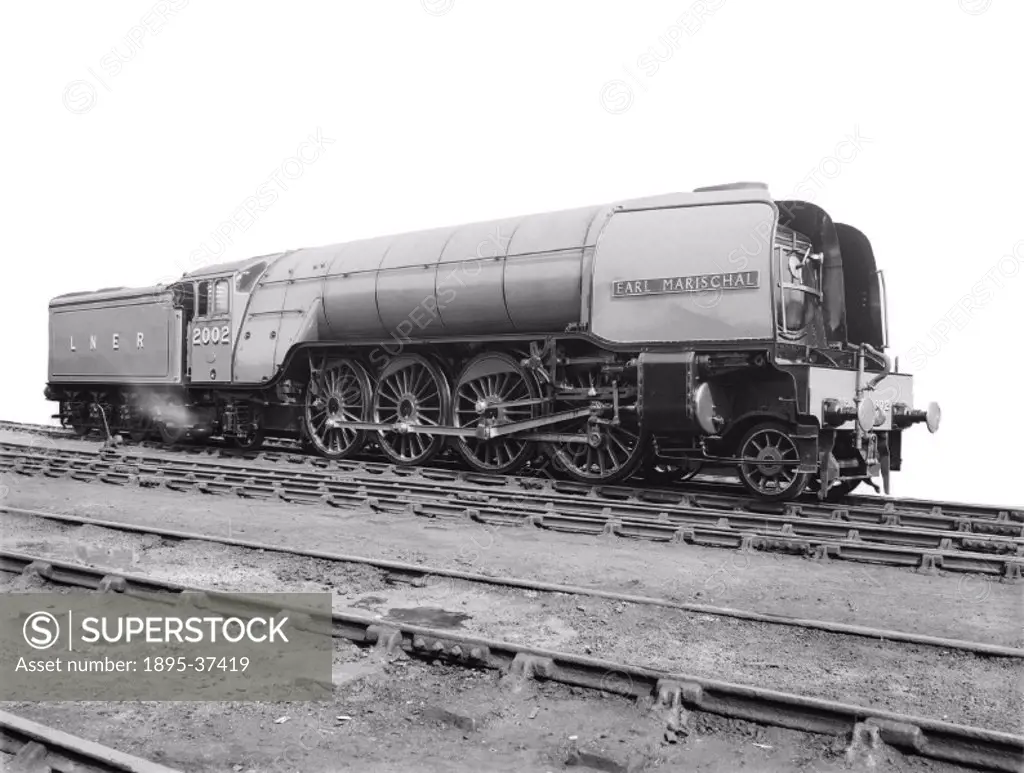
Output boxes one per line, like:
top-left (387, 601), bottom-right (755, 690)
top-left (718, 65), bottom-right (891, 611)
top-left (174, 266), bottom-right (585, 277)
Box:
top-left (134, 389), bottom-right (200, 431)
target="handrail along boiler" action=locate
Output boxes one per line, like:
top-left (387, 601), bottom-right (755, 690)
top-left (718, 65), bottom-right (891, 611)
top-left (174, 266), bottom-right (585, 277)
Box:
top-left (44, 183), bottom-right (940, 500)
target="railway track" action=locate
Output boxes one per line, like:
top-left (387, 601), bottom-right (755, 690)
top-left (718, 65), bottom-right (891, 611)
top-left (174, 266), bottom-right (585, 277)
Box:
top-left (1, 548), bottom-right (1021, 772)
top-left (0, 709), bottom-right (181, 772)
top-left (2, 440), bottom-right (1022, 579)
top-left (4, 418), bottom-right (1021, 523)
top-left (4, 502), bottom-right (1020, 658)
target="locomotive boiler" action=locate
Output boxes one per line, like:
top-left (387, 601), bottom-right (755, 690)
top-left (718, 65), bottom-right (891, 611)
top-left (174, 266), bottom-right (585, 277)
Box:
top-left (45, 183), bottom-right (941, 500)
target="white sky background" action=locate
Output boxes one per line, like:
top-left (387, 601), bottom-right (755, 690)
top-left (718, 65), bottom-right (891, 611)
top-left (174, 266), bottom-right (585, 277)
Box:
top-left (0, 0), bottom-right (1020, 506)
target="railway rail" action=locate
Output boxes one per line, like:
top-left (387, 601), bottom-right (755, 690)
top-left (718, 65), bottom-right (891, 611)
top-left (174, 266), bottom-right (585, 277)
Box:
top-left (0, 709), bottom-right (181, 772)
top-left (4, 503), bottom-right (1020, 658)
top-left (2, 440), bottom-right (1022, 579)
top-left (1, 548), bottom-right (1021, 772)
top-left (2, 418), bottom-right (1021, 523)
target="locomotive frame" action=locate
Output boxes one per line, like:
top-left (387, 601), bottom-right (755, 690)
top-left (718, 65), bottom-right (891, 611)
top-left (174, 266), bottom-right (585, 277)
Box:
top-left (45, 184), bottom-right (940, 501)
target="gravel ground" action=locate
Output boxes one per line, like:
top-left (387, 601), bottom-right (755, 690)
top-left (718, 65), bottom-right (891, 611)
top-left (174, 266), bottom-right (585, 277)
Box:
top-left (1, 659), bottom-right (977, 773)
top-left (1, 500), bottom-right (1022, 734)
top-left (1, 445), bottom-right (1022, 771)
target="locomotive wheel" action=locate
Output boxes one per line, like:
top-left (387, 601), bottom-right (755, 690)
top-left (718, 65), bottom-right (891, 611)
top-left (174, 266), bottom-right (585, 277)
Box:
top-left (547, 420), bottom-right (647, 484)
top-left (157, 422), bottom-right (188, 445)
top-left (373, 354), bottom-right (452, 465)
top-left (304, 358), bottom-right (372, 459)
top-left (127, 414), bottom-right (154, 443)
top-left (233, 415), bottom-right (265, 452)
top-left (736, 421), bottom-right (809, 501)
top-left (453, 352), bottom-right (538, 474)
top-left (154, 397), bottom-right (189, 445)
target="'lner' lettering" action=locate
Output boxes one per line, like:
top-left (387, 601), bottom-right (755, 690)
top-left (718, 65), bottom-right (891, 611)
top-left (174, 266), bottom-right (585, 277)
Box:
top-left (69, 332), bottom-right (145, 351)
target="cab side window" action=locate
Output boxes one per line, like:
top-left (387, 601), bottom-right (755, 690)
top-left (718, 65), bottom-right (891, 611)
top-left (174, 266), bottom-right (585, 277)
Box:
top-left (213, 280), bottom-right (229, 315)
top-left (196, 281), bottom-right (210, 316)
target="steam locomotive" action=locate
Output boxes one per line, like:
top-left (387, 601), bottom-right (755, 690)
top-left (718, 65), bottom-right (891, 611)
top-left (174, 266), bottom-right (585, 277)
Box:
top-left (45, 183), bottom-right (940, 500)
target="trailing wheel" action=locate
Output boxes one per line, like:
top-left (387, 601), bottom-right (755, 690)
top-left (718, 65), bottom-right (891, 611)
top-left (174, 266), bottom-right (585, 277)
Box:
top-left (373, 354), bottom-right (451, 466)
top-left (736, 421), bottom-right (809, 500)
top-left (151, 394), bottom-right (190, 444)
top-left (232, 411), bottom-right (265, 451)
top-left (127, 413), bottom-right (154, 443)
top-left (304, 358), bottom-right (372, 460)
top-left (453, 352), bottom-right (539, 474)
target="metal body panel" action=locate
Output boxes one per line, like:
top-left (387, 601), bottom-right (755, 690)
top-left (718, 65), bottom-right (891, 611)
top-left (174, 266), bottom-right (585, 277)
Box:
top-left (504, 206), bottom-right (603, 332)
top-left (589, 202), bottom-right (777, 343)
top-left (805, 367), bottom-right (914, 431)
top-left (314, 207), bottom-right (615, 345)
top-left (273, 248), bottom-right (332, 364)
top-left (322, 236), bottom-right (393, 339)
top-left (376, 228), bottom-right (454, 337)
top-left (436, 217), bottom-right (520, 334)
top-left (49, 289), bottom-right (182, 384)
top-left (229, 249), bottom-right (330, 384)
top-left (188, 317), bottom-right (232, 383)
top-left (232, 268), bottom-right (288, 384)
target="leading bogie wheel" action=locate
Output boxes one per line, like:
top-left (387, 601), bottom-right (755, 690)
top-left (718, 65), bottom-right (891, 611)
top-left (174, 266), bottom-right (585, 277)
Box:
top-left (736, 421), bottom-right (809, 501)
top-left (304, 358), bottom-right (372, 460)
top-left (453, 352), bottom-right (539, 474)
top-left (373, 354), bottom-right (451, 466)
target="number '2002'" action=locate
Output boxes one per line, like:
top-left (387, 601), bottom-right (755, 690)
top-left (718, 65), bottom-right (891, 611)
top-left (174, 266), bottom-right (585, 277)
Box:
top-left (192, 326), bottom-right (231, 345)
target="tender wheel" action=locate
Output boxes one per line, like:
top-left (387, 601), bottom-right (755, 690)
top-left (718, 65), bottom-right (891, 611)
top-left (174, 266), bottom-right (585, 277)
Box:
top-left (736, 421), bottom-right (809, 501)
top-left (373, 354), bottom-right (451, 465)
top-left (453, 352), bottom-right (538, 474)
top-left (304, 358), bottom-right (372, 460)
top-left (66, 401), bottom-right (92, 437)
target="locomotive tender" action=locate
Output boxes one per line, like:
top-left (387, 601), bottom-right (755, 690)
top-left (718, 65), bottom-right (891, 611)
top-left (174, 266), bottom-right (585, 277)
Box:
top-left (45, 183), bottom-right (940, 500)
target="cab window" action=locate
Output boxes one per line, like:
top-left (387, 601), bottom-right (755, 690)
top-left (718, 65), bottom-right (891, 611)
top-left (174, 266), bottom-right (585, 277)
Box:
top-left (196, 281), bottom-right (209, 316)
top-left (213, 279), bottom-right (229, 314)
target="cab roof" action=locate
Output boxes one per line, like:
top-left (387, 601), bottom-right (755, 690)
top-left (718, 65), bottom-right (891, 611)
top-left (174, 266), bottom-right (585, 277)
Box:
top-left (180, 253), bottom-right (285, 281)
